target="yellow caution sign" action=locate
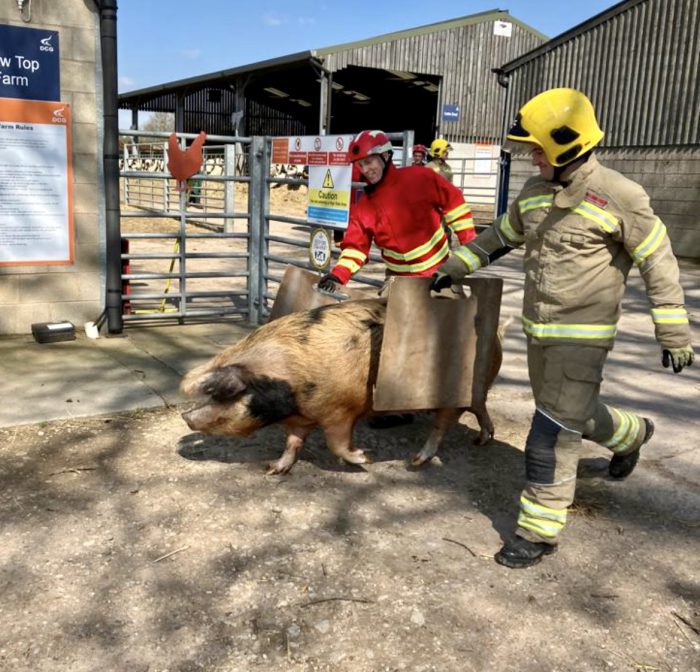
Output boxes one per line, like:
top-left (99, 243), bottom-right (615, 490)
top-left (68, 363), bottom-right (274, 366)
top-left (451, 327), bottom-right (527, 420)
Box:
top-left (322, 169), bottom-right (335, 189)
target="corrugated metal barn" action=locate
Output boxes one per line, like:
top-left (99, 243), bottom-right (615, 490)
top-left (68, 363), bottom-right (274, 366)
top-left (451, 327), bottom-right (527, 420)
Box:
top-left (497, 0), bottom-right (700, 257)
top-left (118, 9), bottom-right (546, 146)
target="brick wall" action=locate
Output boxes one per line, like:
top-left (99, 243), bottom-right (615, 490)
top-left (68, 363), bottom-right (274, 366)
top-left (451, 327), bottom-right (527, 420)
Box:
top-left (0, 2), bottom-right (104, 334)
top-left (507, 149), bottom-right (700, 260)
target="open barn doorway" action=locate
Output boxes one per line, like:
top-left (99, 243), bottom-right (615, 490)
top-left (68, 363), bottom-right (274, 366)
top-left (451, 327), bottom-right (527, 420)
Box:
top-left (328, 65), bottom-right (439, 148)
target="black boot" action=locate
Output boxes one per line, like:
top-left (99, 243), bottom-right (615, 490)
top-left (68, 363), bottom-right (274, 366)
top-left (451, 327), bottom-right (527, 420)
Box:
top-left (367, 414), bottom-right (414, 429)
top-left (495, 537), bottom-right (557, 569)
top-left (609, 417), bottom-right (654, 479)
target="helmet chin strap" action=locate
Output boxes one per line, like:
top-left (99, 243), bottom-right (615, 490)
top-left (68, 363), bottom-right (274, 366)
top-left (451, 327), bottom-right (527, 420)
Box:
top-left (553, 150), bottom-right (592, 185)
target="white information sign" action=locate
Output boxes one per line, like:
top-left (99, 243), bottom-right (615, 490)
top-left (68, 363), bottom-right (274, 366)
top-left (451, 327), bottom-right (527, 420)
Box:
top-left (272, 134), bottom-right (354, 227)
top-left (0, 97), bottom-right (73, 265)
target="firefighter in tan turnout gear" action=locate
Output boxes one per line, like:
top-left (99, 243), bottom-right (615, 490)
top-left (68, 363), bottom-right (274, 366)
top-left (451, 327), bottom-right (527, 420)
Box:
top-left (433, 88), bottom-right (695, 569)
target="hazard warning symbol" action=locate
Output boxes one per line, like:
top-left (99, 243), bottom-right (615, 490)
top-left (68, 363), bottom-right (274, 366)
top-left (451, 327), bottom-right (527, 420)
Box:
top-left (322, 169), bottom-right (335, 189)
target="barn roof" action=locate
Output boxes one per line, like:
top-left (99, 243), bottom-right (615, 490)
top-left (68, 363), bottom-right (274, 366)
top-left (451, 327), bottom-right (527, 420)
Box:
top-left (313, 9), bottom-right (547, 55)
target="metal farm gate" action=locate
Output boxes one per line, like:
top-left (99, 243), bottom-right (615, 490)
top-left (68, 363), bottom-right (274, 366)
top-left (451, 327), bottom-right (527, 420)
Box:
top-left (118, 130), bottom-right (415, 327)
top-left (120, 131), bottom-right (503, 324)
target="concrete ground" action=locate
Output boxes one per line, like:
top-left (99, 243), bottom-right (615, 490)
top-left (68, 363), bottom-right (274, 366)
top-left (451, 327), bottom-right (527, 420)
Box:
top-left (1, 255), bottom-right (698, 672)
top-left (2, 254), bottom-right (698, 485)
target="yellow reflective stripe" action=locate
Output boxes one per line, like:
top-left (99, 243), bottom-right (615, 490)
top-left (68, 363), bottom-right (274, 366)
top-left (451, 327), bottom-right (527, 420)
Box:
top-left (521, 316), bottom-right (617, 340)
top-left (382, 227), bottom-right (445, 261)
top-left (572, 201), bottom-right (619, 234)
top-left (337, 257), bottom-right (363, 274)
top-left (339, 249), bottom-right (367, 263)
top-left (444, 202), bottom-right (471, 224)
top-left (382, 241), bottom-right (449, 273)
top-left (517, 518), bottom-right (561, 538)
top-left (520, 496), bottom-right (568, 523)
top-left (450, 216), bottom-right (475, 233)
top-left (519, 194), bottom-right (553, 214)
top-left (633, 218), bottom-right (666, 265)
top-left (651, 308), bottom-right (689, 324)
top-left (498, 213), bottom-right (525, 245)
top-left (453, 246), bottom-right (482, 273)
top-left (603, 406), bottom-right (640, 454)
top-left (518, 497), bottom-right (566, 538)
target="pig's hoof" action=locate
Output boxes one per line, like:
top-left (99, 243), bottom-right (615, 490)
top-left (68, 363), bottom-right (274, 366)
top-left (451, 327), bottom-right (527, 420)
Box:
top-left (410, 452), bottom-right (432, 467)
top-left (343, 449), bottom-right (372, 465)
top-left (473, 429), bottom-right (494, 446)
top-left (266, 460), bottom-right (293, 475)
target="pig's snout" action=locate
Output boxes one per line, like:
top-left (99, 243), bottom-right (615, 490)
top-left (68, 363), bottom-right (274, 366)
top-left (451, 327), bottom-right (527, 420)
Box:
top-left (181, 403), bottom-right (213, 431)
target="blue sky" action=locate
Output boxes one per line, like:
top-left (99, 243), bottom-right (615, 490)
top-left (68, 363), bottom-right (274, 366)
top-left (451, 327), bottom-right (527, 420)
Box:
top-left (117, 0), bottom-right (621, 124)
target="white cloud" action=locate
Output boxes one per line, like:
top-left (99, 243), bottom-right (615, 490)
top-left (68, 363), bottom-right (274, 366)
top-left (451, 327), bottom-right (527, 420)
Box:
top-left (119, 76), bottom-right (136, 89)
top-left (297, 16), bottom-right (316, 25)
top-left (262, 12), bottom-right (284, 27)
top-left (180, 49), bottom-right (201, 60)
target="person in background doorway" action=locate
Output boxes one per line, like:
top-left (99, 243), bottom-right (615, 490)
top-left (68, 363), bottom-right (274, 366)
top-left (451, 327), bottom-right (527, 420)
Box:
top-left (427, 138), bottom-right (454, 182)
top-left (433, 88), bottom-right (694, 569)
top-left (411, 144), bottom-right (428, 166)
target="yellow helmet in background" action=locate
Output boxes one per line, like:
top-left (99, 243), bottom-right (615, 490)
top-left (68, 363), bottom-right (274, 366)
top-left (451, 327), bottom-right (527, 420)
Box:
top-left (429, 138), bottom-right (452, 159)
top-left (506, 88), bottom-right (604, 167)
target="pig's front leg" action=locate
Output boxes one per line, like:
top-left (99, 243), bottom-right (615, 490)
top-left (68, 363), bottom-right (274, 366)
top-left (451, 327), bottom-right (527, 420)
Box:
top-left (267, 423), bottom-right (313, 475)
top-left (411, 408), bottom-right (462, 466)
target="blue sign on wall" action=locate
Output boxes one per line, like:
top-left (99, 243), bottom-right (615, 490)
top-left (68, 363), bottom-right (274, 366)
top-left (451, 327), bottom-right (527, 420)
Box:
top-left (0, 24), bottom-right (60, 102)
top-left (442, 104), bottom-right (460, 123)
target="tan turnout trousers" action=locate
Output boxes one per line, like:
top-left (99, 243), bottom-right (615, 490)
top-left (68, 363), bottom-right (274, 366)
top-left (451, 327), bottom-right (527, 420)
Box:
top-left (517, 341), bottom-right (648, 544)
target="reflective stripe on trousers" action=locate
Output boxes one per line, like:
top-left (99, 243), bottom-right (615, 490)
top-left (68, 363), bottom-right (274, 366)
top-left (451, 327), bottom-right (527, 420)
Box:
top-left (517, 341), bottom-right (647, 544)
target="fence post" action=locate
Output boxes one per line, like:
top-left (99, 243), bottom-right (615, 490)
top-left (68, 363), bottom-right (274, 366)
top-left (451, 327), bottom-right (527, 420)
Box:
top-left (247, 136), bottom-right (265, 324)
top-left (260, 138), bottom-right (271, 321)
top-left (401, 130), bottom-right (415, 167)
top-left (123, 143), bottom-right (130, 206)
top-left (163, 141), bottom-right (169, 212)
top-left (496, 148), bottom-right (511, 217)
top-left (224, 144), bottom-right (236, 233)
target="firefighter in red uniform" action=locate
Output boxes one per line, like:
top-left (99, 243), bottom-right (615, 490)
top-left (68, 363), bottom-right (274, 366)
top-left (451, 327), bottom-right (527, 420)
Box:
top-left (319, 130), bottom-right (475, 294)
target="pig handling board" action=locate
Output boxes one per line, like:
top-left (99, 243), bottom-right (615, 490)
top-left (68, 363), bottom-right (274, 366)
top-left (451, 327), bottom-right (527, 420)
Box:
top-left (373, 276), bottom-right (503, 412)
top-left (268, 265), bottom-right (367, 321)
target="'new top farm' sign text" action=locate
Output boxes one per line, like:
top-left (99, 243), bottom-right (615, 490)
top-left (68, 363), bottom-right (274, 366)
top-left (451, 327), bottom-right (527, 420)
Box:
top-left (0, 24), bottom-right (60, 102)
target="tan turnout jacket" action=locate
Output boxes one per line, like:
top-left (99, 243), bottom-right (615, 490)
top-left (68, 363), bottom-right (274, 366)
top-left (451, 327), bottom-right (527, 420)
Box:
top-left (443, 155), bottom-right (691, 348)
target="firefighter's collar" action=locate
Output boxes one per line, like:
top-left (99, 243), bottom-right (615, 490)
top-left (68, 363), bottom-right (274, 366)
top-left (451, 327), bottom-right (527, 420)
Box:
top-left (553, 154), bottom-right (600, 208)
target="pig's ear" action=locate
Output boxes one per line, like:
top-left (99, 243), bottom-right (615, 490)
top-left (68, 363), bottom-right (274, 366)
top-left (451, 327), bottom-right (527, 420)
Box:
top-left (202, 364), bottom-right (249, 401)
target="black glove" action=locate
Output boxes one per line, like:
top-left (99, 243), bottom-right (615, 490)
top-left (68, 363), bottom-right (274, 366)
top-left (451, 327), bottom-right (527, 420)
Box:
top-left (318, 273), bottom-right (340, 293)
top-left (430, 271), bottom-right (452, 292)
top-left (662, 346), bottom-right (695, 374)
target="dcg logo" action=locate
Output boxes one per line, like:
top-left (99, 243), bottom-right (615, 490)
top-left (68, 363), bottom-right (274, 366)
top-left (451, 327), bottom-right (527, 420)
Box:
top-left (40, 36), bottom-right (54, 52)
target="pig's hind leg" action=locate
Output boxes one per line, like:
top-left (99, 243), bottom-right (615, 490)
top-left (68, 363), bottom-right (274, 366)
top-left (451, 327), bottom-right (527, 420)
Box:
top-left (411, 408), bottom-right (462, 466)
top-left (321, 416), bottom-right (371, 466)
top-left (469, 403), bottom-right (495, 446)
top-left (267, 422), bottom-right (314, 475)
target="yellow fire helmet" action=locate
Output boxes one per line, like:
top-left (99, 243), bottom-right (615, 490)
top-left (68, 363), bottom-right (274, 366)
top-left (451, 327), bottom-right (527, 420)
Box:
top-left (507, 88), bottom-right (604, 167)
top-left (429, 138), bottom-right (453, 159)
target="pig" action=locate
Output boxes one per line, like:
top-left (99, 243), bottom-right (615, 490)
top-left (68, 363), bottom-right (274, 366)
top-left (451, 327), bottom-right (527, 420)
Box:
top-left (180, 298), bottom-right (504, 475)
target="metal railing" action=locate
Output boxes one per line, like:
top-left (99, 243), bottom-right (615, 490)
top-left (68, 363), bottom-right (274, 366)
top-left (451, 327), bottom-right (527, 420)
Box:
top-left (118, 130), bottom-right (414, 325)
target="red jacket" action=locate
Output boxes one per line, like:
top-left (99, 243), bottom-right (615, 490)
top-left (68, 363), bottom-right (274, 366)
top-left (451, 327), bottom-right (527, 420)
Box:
top-left (331, 162), bottom-right (475, 284)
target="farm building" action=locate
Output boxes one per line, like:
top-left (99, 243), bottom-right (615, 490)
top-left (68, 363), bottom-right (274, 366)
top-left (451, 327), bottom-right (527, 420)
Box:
top-left (497, 0), bottom-right (700, 257)
top-left (118, 10), bottom-right (546, 146)
top-left (0, 0), bottom-right (117, 335)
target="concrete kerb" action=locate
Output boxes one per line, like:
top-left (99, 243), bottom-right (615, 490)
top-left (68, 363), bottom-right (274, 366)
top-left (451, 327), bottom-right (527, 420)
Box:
top-left (0, 321), bottom-right (253, 428)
